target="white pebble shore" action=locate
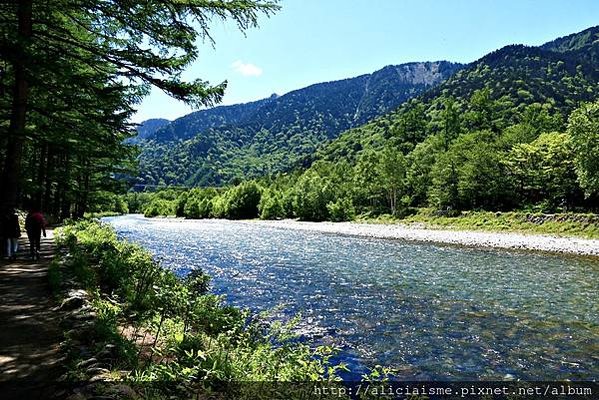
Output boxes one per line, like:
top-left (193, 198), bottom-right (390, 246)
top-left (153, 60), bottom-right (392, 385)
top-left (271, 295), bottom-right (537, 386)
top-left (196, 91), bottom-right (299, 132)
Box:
top-left (245, 219), bottom-right (599, 257)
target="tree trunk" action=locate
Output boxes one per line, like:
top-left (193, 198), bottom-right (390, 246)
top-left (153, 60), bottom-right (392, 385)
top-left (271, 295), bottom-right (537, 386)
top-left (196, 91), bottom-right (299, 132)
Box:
top-left (60, 154), bottom-right (71, 219)
top-left (43, 145), bottom-right (56, 211)
top-left (75, 160), bottom-right (90, 218)
top-left (35, 143), bottom-right (48, 210)
top-left (0, 0), bottom-right (33, 210)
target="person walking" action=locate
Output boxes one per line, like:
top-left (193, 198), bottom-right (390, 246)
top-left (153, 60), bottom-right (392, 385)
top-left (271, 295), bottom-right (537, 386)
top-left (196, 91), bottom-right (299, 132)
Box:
top-left (25, 208), bottom-right (46, 260)
top-left (4, 209), bottom-right (21, 261)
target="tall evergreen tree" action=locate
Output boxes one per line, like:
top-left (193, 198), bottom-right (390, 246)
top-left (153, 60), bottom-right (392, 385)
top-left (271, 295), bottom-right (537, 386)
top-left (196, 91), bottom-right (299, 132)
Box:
top-left (0, 0), bottom-right (279, 211)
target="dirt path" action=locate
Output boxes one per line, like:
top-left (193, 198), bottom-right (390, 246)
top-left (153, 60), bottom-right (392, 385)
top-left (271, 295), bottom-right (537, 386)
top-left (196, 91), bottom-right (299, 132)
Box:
top-left (0, 230), bottom-right (64, 399)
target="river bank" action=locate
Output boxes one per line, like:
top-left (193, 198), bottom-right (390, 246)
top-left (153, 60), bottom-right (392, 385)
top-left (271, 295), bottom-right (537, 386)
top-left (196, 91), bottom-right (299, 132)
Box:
top-left (48, 220), bottom-right (348, 399)
top-left (106, 214), bottom-right (599, 381)
top-left (246, 219), bottom-right (599, 256)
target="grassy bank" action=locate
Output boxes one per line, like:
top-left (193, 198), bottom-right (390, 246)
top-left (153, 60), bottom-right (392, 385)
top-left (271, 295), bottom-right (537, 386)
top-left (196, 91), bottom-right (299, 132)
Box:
top-left (52, 220), bottom-right (363, 399)
top-left (364, 209), bottom-right (599, 239)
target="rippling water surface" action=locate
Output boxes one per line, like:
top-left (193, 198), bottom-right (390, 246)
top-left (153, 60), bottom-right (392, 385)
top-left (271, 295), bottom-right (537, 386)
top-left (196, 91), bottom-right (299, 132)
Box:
top-left (104, 215), bottom-right (599, 380)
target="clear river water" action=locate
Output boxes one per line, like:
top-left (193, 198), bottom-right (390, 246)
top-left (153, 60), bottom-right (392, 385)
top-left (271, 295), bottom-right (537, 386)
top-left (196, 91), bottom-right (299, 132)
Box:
top-left (104, 214), bottom-right (599, 381)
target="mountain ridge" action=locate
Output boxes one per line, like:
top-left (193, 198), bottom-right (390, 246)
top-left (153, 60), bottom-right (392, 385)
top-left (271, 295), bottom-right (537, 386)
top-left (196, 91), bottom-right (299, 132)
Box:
top-left (136, 60), bottom-right (462, 186)
top-left (136, 26), bottom-right (599, 188)
top-left (316, 26), bottom-right (599, 166)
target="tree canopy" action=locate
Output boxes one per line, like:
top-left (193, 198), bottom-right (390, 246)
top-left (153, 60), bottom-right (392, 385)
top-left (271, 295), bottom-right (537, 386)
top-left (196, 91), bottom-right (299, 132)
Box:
top-left (0, 0), bottom-right (278, 215)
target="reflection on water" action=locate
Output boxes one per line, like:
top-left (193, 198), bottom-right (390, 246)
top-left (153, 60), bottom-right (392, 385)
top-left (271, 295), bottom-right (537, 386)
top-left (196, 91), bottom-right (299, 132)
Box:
top-left (104, 215), bottom-right (599, 380)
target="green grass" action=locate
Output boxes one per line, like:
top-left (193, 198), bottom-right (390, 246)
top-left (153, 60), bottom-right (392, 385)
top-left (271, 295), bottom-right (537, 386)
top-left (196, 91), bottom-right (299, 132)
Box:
top-left (360, 209), bottom-right (599, 239)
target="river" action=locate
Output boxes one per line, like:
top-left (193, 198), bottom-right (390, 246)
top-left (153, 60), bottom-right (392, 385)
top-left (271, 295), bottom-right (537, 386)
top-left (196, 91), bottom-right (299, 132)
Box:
top-left (104, 214), bottom-right (599, 381)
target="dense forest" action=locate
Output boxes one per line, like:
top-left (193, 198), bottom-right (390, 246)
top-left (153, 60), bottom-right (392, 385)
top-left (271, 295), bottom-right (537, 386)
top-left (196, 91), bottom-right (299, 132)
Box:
top-left (0, 0), bottom-right (278, 219)
top-left (131, 26), bottom-right (599, 222)
top-left (135, 61), bottom-right (463, 186)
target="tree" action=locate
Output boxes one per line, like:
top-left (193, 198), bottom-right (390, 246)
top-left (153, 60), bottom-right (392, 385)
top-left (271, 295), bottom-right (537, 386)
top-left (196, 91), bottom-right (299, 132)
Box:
top-left (405, 134), bottom-right (444, 206)
top-left (377, 144), bottom-right (406, 215)
top-left (441, 97), bottom-right (462, 150)
top-left (506, 132), bottom-right (579, 210)
top-left (430, 131), bottom-right (510, 210)
top-left (568, 100), bottom-right (599, 197)
top-left (258, 189), bottom-right (285, 220)
top-left (388, 100), bottom-right (427, 152)
top-left (353, 150), bottom-right (384, 211)
top-left (500, 103), bottom-right (564, 147)
top-left (464, 88), bottom-right (500, 133)
top-left (0, 0), bottom-right (279, 210)
top-left (293, 170), bottom-right (335, 221)
top-left (223, 181), bottom-right (261, 219)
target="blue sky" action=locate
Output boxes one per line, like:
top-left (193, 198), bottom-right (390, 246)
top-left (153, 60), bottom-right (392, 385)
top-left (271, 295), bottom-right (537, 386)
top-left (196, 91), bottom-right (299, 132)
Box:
top-left (132, 0), bottom-right (599, 122)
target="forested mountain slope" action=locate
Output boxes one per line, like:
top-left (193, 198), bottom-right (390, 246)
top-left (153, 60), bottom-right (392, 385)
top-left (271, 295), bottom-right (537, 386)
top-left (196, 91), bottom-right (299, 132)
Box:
top-left (129, 119), bottom-right (170, 144)
top-left (130, 27), bottom-right (599, 223)
top-left (318, 26), bottom-right (599, 164)
top-left (289, 26), bottom-right (599, 217)
top-left (149, 95), bottom-right (279, 143)
top-left (136, 61), bottom-right (462, 186)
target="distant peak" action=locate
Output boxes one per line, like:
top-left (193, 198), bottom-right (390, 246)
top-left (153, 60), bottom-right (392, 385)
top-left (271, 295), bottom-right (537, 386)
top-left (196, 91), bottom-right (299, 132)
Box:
top-left (540, 25), bottom-right (599, 53)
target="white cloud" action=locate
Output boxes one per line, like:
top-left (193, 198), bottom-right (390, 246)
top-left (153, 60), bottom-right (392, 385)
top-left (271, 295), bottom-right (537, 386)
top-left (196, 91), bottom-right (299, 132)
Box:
top-left (231, 60), bottom-right (263, 77)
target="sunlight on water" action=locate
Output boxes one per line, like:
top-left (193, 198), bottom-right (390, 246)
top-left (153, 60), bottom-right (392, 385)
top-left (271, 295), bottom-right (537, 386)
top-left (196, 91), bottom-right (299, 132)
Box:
top-left (104, 215), bottom-right (599, 380)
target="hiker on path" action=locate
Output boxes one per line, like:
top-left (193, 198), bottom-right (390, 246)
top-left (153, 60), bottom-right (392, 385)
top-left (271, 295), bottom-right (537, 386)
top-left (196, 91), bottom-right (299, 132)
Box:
top-left (3, 209), bottom-right (21, 261)
top-left (25, 208), bottom-right (46, 260)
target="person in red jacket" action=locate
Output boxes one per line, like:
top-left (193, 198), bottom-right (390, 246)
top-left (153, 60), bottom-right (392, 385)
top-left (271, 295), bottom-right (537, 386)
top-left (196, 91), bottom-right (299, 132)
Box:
top-left (25, 208), bottom-right (46, 260)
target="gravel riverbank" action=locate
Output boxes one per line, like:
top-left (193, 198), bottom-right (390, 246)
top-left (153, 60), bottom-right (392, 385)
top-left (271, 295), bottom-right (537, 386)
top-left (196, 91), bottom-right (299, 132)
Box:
top-left (246, 220), bottom-right (599, 257)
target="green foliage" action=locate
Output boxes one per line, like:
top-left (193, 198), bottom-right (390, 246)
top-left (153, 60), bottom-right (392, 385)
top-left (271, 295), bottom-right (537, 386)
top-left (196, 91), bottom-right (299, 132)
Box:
top-left (89, 191), bottom-right (130, 215)
top-left (293, 169), bottom-right (336, 221)
top-left (136, 62), bottom-right (462, 187)
top-left (378, 145), bottom-right (407, 215)
top-left (56, 220), bottom-right (347, 398)
top-left (259, 189), bottom-right (286, 220)
top-left (405, 134), bottom-right (444, 206)
top-left (124, 192), bottom-right (152, 214)
top-left (326, 197), bottom-right (356, 222)
top-left (430, 131), bottom-right (511, 210)
top-left (506, 132), bottom-right (580, 210)
top-left (568, 100), bottom-right (599, 197)
top-left (48, 259), bottom-right (62, 296)
top-left (143, 198), bottom-right (177, 217)
top-left (183, 188), bottom-right (217, 219)
top-left (223, 181), bottom-right (262, 219)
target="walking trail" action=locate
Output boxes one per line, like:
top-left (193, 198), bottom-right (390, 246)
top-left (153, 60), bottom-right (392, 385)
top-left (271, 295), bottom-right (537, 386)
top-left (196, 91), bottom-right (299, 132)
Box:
top-left (0, 230), bottom-right (64, 399)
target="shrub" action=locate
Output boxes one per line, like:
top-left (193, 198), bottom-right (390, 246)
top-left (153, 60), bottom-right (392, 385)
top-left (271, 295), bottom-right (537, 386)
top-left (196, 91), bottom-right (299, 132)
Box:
top-left (143, 198), bottom-right (176, 217)
top-left (258, 190), bottom-right (285, 220)
top-left (326, 197), bottom-right (356, 222)
top-left (223, 181), bottom-right (261, 219)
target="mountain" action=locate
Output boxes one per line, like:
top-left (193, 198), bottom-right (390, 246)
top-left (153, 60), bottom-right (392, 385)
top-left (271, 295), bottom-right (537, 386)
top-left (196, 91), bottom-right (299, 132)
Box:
top-left (132, 26), bottom-right (599, 224)
top-left (149, 95), bottom-right (278, 143)
top-left (316, 26), bottom-right (599, 164)
top-left (135, 61), bottom-right (463, 186)
top-left (540, 25), bottom-right (599, 53)
top-left (130, 118), bottom-right (170, 143)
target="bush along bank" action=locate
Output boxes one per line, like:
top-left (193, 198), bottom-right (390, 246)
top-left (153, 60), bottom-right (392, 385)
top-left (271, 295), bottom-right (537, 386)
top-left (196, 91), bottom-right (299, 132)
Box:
top-left (126, 184), bottom-right (599, 239)
top-left (50, 220), bottom-right (363, 400)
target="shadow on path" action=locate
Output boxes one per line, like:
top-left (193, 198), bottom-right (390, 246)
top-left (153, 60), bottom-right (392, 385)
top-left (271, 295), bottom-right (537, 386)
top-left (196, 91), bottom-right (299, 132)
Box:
top-left (0, 230), bottom-right (64, 399)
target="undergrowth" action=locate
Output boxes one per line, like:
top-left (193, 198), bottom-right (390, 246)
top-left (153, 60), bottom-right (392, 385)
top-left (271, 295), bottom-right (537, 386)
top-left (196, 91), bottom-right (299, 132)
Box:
top-left (54, 220), bottom-right (359, 399)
